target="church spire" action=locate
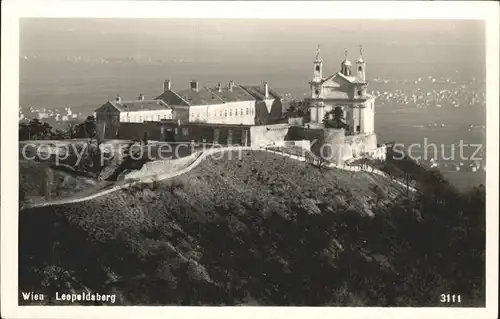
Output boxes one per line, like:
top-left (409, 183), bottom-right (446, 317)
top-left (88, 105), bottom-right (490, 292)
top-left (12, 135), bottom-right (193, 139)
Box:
top-left (315, 44), bottom-right (322, 62)
top-left (312, 44), bottom-right (323, 82)
top-left (356, 45), bottom-right (366, 82)
top-left (357, 45), bottom-right (365, 63)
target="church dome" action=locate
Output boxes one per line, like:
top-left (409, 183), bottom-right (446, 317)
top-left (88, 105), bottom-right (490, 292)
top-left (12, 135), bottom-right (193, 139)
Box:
top-left (342, 59), bottom-right (352, 67)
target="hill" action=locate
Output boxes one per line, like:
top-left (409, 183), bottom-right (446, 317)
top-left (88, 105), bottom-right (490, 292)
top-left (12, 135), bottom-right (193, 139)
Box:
top-left (19, 150), bottom-right (485, 306)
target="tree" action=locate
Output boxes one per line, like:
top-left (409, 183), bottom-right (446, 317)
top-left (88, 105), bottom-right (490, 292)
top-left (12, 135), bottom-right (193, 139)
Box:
top-left (324, 106), bottom-right (348, 129)
top-left (84, 116), bottom-right (97, 143)
top-left (41, 122), bottom-right (53, 140)
top-left (28, 118), bottom-right (43, 140)
top-left (72, 123), bottom-right (86, 139)
top-left (284, 99), bottom-right (311, 118)
top-left (370, 185), bottom-right (387, 207)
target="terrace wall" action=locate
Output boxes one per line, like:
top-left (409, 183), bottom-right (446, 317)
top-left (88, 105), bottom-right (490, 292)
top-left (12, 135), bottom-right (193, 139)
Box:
top-left (118, 122), bottom-right (251, 146)
top-left (249, 123), bottom-right (291, 148)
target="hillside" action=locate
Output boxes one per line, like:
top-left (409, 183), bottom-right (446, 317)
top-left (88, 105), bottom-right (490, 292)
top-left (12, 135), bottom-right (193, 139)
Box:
top-left (19, 150), bottom-right (485, 306)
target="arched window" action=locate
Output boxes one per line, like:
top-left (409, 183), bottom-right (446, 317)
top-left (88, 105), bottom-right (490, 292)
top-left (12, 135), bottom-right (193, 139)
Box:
top-left (229, 109), bottom-right (232, 116)
top-left (246, 108), bottom-right (249, 115)
top-left (224, 110), bottom-right (227, 117)
top-left (315, 65), bottom-right (320, 72)
top-left (241, 108), bottom-right (243, 116)
top-left (358, 66), bottom-right (362, 71)
top-left (235, 109), bottom-right (238, 116)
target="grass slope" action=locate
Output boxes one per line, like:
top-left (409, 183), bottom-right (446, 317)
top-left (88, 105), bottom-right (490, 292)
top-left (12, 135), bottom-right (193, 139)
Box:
top-left (19, 150), bottom-right (485, 306)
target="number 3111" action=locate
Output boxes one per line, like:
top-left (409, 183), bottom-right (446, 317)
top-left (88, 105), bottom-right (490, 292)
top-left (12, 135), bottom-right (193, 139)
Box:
top-left (440, 294), bottom-right (461, 303)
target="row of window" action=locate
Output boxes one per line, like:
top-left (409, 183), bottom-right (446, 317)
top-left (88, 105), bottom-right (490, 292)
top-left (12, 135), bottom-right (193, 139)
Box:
top-left (126, 113), bottom-right (173, 122)
top-left (191, 107), bottom-right (254, 119)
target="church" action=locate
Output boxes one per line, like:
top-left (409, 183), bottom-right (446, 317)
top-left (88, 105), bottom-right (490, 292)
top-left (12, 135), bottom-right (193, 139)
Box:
top-left (306, 45), bottom-right (375, 136)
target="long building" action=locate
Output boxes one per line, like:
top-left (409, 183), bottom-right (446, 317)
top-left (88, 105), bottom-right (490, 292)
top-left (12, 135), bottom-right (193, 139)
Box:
top-left (95, 80), bottom-right (283, 139)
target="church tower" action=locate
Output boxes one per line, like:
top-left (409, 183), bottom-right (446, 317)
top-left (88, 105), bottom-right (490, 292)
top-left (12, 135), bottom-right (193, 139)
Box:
top-left (340, 49), bottom-right (352, 76)
top-left (356, 45), bottom-right (366, 82)
top-left (312, 44), bottom-right (323, 82)
top-left (311, 45), bottom-right (323, 99)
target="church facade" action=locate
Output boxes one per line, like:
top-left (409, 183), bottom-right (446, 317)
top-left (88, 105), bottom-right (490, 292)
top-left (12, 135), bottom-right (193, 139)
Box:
top-left (306, 46), bottom-right (375, 136)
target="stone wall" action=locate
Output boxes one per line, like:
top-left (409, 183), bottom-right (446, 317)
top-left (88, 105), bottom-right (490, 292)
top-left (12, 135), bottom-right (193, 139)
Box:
top-left (118, 122), bottom-right (251, 146)
top-left (341, 133), bottom-right (378, 161)
top-left (287, 127), bottom-right (345, 165)
top-left (250, 123), bottom-right (291, 148)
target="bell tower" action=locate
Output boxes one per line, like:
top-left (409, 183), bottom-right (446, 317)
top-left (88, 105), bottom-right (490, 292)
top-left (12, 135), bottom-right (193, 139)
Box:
top-left (311, 44), bottom-right (324, 99)
top-left (312, 44), bottom-right (323, 82)
top-left (356, 45), bottom-right (366, 82)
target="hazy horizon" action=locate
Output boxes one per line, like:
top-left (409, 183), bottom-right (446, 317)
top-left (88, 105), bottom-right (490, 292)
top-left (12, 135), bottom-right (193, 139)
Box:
top-left (20, 18), bottom-right (485, 67)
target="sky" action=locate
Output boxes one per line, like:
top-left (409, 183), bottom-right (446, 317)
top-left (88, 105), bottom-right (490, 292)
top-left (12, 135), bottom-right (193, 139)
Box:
top-left (20, 18), bottom-right (486, 67)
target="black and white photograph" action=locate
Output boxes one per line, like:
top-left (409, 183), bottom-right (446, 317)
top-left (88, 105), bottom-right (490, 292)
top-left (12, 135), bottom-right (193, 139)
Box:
top-left (1, 1), bottom-right (498, 318)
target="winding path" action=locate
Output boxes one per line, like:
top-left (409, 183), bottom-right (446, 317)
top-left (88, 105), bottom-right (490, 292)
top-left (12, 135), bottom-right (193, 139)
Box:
top-left (23, 146), bottom-right (415, 209)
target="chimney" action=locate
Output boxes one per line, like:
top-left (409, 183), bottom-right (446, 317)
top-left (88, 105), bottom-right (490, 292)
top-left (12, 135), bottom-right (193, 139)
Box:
top-left (116, 95), bottom-right (122, 103)
top-left (264, 82), bottom-right (269, 99)
top-left (138, 94), bottom-right (145, 101)
top-left (190, 80), bottom-right (199, 92)
top-left (228, 80), bottom-right (234, 92)
top-left (217, 82), bottom-right (222, 92)
top-left (163, 79), bottom-right (171, 91)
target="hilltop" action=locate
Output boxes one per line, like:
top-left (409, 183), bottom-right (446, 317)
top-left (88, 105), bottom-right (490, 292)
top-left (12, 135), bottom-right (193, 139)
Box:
top-left (19, 149), bottom-right (485, 306)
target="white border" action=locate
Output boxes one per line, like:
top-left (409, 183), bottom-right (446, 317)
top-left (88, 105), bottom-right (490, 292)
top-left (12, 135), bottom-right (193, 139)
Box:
top-left (1, 1), bottom-right (498, 319)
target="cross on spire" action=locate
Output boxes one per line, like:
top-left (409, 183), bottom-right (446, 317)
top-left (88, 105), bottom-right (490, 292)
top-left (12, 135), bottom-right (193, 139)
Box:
top-left (344, 48), bottom-right (348, 59)
top-left (315, 44), bottom-right (322, 61)
top-left (359, 45), bottom-right (364, 58)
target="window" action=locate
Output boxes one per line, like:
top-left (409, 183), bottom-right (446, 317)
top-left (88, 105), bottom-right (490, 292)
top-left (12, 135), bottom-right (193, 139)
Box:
top-left (182, 128), bottom-right (189, 136)
top-left (358, 66), bottom-right (362, 71)
top-left (241, 108), bottom-right (243, 116)
top-left (315, 65), bottom-right (320, 72)
top-left (224, 110), bottom-right (227, 117)
top-left (157, 115), bottom-right (161, 121)
top-left (174, 128), bottom-right (178, 134)
top-left (357, 90), bottom-right (362, 96)
top-left (220, 110), bottom-right (223, 117)
top-left (229, 109), bottom-right (232, 116)
top-left (235, 109), bottom-right (238, 116)
top-left (246, 108), bottom-right (249, 115)
top-left (163, 114), bottom-right (167, 119)
top-left (315, 89), bottom-right (319, 95)
top-left (139, 116), bottom-right (142, 122)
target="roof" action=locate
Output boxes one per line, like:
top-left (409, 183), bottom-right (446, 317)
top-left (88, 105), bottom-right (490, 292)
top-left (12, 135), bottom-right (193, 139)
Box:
top-left (322, 72), bottom-right (367, 85)
top-left (175, 87), bottom-right (225, 106)
top-left (208, 86), bottom-right (255, 102)
top-left (156, 82), bottom-right (283, 106)
top-left (155, 90), bottom-right (190, 106)
top-left (240, 85), bottom-right (282, 100)
top-left (110, 99), bottom-right (171, 112)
